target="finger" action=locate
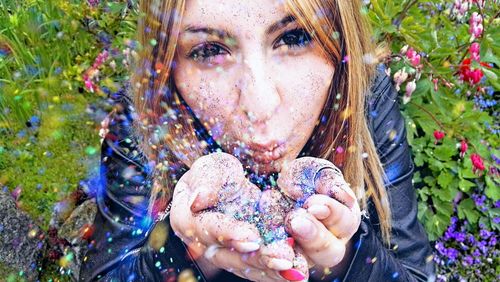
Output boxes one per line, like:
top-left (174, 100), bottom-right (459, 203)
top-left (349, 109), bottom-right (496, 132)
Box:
top-left (208, 247), bottom-right (283, 281)
top-left (259, 240), bottom-right (295, 271)
top-left (314, 167), bottom-right (356, 209)
top-left (285, 209), bottom-right (347, 268)
top-left (277, 157), bottom-right (347, 204)
top-left (188, 152), bottom-right (247, 212)
top-left (304, 194), bottom-right (361, 239)
top-left (278, 250), bottom-right (309, 282)
top-left (170, 180), bottom-right (198, 242)
top-left (171, 180), bottom-right (262, 253)
top-left (194, 211), bottom-right (262, 253)
top-left (278, 157), bottom-right (328, 201)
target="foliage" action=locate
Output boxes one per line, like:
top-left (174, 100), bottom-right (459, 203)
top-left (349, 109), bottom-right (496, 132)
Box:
top-left (367, 0), bottom-right (499, 280)
top-left (0, 0), bottom-right (138, 280)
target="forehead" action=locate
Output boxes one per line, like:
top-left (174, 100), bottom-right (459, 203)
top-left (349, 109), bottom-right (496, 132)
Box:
top-left (180, 0), bottom-right (290, 35)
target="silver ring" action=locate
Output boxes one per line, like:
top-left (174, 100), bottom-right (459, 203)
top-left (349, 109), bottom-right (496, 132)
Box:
top-left (313, 164), bottom-right (343, 188)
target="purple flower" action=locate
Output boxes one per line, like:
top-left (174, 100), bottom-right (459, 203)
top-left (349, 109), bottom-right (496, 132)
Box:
top-left (489, 236), bottom-right (497, 246)
top-left (455, 232), bottom-right (466, 242)
top-left (477, 240), bottom-right (488, 254)
top-left (467, 234), bottom-right (475, 244)
top-left (473, 249), bottom-right (481, 257)
top-left (446, 247), bottom-right (459, 261)
top-left (472, 194), bottom-right (486, 207)
top-left (463, 255), bottom-right (473, 266)
top-left (451, 216), bottom-right (458, 225)
top-left (87, 0), bottom-right (99, 7)
top-left (435, 241), bottom-right (446, 254)
top-left (494, 201), bottom-right (500, 209)
top-left (480, 229), bottom-right (492, 239)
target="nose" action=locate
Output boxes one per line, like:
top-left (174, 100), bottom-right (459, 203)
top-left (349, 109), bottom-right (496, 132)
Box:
top-left (238, 57), bottom-right (281, 124)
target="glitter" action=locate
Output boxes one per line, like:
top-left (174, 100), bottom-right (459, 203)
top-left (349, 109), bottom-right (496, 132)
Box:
top-left (150, 39), bottom-right (158, 46)
top-left (388, 129), bottom-right (397, 141)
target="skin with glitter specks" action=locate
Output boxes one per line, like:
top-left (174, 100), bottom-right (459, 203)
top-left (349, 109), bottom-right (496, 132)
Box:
top-left (169, 0), bottom-right (361, 280)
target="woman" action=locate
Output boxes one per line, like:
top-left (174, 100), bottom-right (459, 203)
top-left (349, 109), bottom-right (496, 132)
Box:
top-left (80, 0), bottom-right (435, 281)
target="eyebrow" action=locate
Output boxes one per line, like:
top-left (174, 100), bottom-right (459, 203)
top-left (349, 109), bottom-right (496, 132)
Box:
top-left (182, 14), bottom-right (297, 39)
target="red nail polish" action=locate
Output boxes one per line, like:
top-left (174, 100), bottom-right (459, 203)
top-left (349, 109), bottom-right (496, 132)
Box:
top-left (286, 237), bottom-right (295, 248)
top-left (279, 268), bottom-right (305, 281)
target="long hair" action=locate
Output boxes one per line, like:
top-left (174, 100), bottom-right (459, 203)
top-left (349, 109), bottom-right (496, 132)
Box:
top-left (131, 0), bottom-right (393, 245)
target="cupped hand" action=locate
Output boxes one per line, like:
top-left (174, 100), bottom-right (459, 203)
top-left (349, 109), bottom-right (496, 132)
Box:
top-left (169, 152), bottom-right (294, 281)
top-left (278, 157), bottom-right (361, 271)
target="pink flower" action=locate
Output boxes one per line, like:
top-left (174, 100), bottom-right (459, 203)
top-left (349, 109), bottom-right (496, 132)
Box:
top-left (406, 47), bottom-right (421, 67)
top-left (470, 153), bottom-right (485, 174)
top-left (393, 68), bottom-right (409, 91)
top-left (434, 130), bottom-right (445, 144)
top-left (469, 42), bottom-right (481, 61)
top-left (469, 24), bottom-right (483, 39)
top-left (459, 140), bottom-right (468, 158)
top-left (403, 80), bottom-right (417, 104)
top-left (470, 12), bottom-right (483, 25)
top-left (433, 78), bottom-right (439, 91)
top-left (469, 12), bottom-right (483, 39)
top-left (84, 79), bottom-right (95, 93)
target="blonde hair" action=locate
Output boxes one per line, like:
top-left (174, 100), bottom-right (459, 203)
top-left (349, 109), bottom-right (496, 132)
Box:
top-left (131, 0), bottom-right (393, 245)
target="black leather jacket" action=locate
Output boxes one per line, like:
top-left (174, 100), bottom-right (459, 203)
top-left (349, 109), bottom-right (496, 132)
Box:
top-left (79, 66), bottom-right (436, 282)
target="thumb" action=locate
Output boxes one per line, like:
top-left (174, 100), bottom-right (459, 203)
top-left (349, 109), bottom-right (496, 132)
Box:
top-left (190, 185), bottom-right (218, 213)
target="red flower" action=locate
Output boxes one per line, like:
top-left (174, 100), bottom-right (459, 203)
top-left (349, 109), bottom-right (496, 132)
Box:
top-left (459, 140), bottom-right (468, 158)
top-left (434, 130), bottom-right (445, 144)
top-left (459, 58), bottom-right (491, 85)
top-left (470, 153), bottom-right (485, 174)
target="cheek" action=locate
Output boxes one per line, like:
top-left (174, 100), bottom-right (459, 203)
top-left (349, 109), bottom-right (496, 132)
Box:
top-left (275, 56), bottom-right (333, 123)
top-left (173, 63), bottom-right (238, 124)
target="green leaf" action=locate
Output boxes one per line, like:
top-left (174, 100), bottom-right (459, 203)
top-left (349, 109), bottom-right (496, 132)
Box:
top-left (458, 178), bottom-right (476, 193)
top-left (417, 186), bottom-right (429, 201)
top-left (437, 172), bottom-right (453, 188)
top-left (482, 48), bottom-right (500, 66)
top-left (435, 198), bottom-right (454, 217)
top-left (460, 166), bottom-right (476, 179)
top-left (414, 152), bottom-right (424, 166)
top-left (482, 68), bottom-right (498, 82)
top-left (457, 198), bottom-right (480, 224)
top-left (489, 208), bottom-right (500, 231)
top-left (434, 145), bottom-right (456, 161)
top-left (423, 176), bottom-right (436, 186)
top-left (485, 176), bottom-right (500, 201)
top-left (429, 158), bottom-right (444, 171)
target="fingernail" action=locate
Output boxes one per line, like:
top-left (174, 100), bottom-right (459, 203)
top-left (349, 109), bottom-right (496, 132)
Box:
top-left (307, 205), bottom-right (330, 219)
top-left (189, 190), bottom-right (204, 212)
top-left (267, 258), bottom-right (293, 271)
top-left (279, 268), bottom-right (306, 281)
top-left (291, 217), bottom-right (315, 240)
top-left (233, 241), bottom-right (260, 252)
top-left (285, 237), bottom-right (295, 248)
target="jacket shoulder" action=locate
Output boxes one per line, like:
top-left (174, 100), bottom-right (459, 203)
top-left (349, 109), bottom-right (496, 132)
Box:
top-left (365, 64), bottom-right (414, 185)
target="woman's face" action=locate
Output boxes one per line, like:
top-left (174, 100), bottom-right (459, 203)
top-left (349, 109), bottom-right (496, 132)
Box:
top-left (173, 0), bottom-right (335, 175)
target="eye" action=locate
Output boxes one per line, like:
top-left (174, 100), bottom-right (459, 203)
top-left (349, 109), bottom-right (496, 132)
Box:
top-left (274, 28), bottom-right (312, 50)
top-left (187, 42), bottom-right (229, 64)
